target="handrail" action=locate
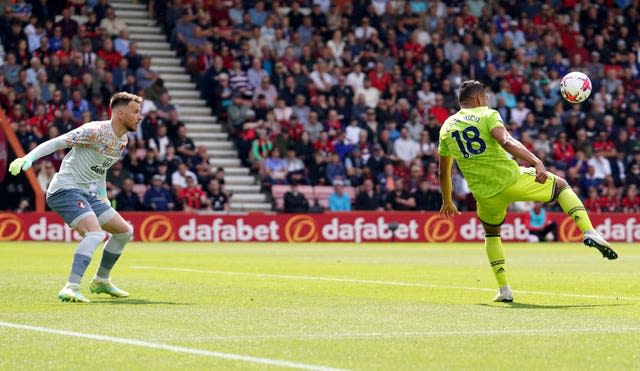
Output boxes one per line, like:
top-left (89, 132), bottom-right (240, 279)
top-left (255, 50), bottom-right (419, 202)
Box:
top-left (0, 108), bottom-right (45, 212)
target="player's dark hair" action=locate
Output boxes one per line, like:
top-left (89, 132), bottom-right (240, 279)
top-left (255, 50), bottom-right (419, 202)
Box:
top-left (110, 92), bottom-right (142, 110)
top-left (458, 80), bottom-right (486, 105)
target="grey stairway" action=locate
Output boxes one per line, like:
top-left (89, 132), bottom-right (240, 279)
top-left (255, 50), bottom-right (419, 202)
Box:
top-left (110, 1), bottom-right (270, 211)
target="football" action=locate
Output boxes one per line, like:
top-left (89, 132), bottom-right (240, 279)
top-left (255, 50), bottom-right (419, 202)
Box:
top-left (560, 71), bottom-right (592, 103)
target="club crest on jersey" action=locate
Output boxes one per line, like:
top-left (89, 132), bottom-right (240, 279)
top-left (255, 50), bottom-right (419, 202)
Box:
top-left (77, 201), bottom-right (86, 208)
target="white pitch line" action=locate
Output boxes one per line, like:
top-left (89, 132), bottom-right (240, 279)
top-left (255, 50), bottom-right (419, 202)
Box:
top-left (155, 327), bottom-right (640, 342)
top-left (0, 321), bottom-right (345, 371)
top-left (130, 266), bottom-right (640, 302)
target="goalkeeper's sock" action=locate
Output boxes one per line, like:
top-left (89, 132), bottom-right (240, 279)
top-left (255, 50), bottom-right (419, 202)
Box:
top-left (556, 186), bottom-right (594, 233)
top-left (485, 235), bottom-right (508, 288)
top-left (68, 231), bottom-right (105, 284)
top-left (96, 229), bottom-right (133, 280)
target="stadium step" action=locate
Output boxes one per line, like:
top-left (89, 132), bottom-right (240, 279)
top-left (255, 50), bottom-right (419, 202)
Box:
top-left (190, 132), bottom-right (228, 140)
top-left (207, 149), bottom-right (241, 158)
top-left (110, 2), bottom-right (146, 10)
top-left (150, 57), bottom-right (182, 67)
top-left (153, 65), bottom-right (186, 74)
top-left (169, 90), bottom-right (201, 99)
top-left (131, 33), bottom-right (166, 42)
top-left (225, 184), bottom-right (260, 193)
top-left (165, 81), bottom-right (196, 90)
top-left (171, 98), bottom-right (207, 107)
top-left (230, 202), bottom-right (272, 212)
top-left (137, 41), bottom-right (171, 51)
top-left (177, 106), bottom-right (210, 115)
top-left (209, 158), bottom-right (241, 167)
top-left (118, 18), bottom-right (155, 26)
top-left (198, 140), bottom-right (234, 149)
top-left (230, 194), bottom-right (267, 203)
top-left (128, 25), bottom-right (161, 34)
top-left (144, 50), bottom-right (177, 58)
top-left (160, 73), bottom-right (191, 82)
top-left (223, 167), bottom-right (250, 175)
top-left (185, 125), bottom-right (223, 134)
top-left (114, 10), bottom-right (148, 18)
top-left (223, 175), bottom-right (257, 185)
top-left (115, 2), bottom-right (267, 212)
top-left (180, 112), bottom-right (219, 125)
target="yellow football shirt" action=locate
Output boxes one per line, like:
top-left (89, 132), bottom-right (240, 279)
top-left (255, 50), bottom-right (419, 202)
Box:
top-left (438, 106), bottom-right (520, 199)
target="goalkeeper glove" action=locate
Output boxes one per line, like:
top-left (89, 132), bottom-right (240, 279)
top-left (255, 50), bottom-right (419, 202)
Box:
top-left (9, 156), bottom-right (34, 176)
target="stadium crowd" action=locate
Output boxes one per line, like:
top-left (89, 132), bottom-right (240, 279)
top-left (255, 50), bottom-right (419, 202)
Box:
top-left (2, 0), bottom-right (640, 214)
top-left (0, 0), bottom-right (230, 212)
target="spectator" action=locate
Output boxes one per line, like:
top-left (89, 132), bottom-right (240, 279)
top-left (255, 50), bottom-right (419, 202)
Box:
top-left (207, 179), bottom-right (230, 212)
top-left (135, 56), bottom-right (159, 90)
top-left (326, 152), bottom-right (349, 186)
top-left (36, 160), bottom-right (56, 192)
top-left (261, 147), bottom-right (288, 186)
top-left (66, 90), bottom-right (89, 122)
top-left (283, 181), bottom-right (310, 213)
top-left (143, 175), bottom-right (174, 211)
top-left (354, 179), bottom-right (384, 211)
top-left (171, 162), bottom-right (197, 189)
top-left (385, 179), bottom-right (416, 211)
top-left (178, 175), bottom-right (208, 212)
top-left (622, 184), bottom-right (640, 214)
top-left (100, 7), bottom-right (127, 38)
top-left (328, 180), bottom-right (351, 211)
top-left (115, 179), bottom-right (145, 211)
top-left (525, 202), bottom-right (558, 242)
top-left (285, 148), bottom-right (306, 185)
top-left (394, 127), bottom-right (420, 166)
top-left (173, 124), bottom-right (196, 160)
top-left (599, 186), bottom-right (620, 213)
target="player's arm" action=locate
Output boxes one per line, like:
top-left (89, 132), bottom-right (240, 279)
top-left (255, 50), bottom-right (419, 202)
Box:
top-left (490, 125), bottom-right (548, 184)
top-left (8, 136), bottom-right (70, 176)
top-left (439, 155), bottom-right (459, 218)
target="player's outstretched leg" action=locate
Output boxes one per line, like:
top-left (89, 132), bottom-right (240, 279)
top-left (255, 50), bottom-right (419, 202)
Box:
top-left (90, 217), bottom-right (133, 298)
top-left (58, 230), bottom-right (106, 303)
top-left (555, 181), bottom-right (618, 260)
top-left (485, 233), bottom-right (513, 302)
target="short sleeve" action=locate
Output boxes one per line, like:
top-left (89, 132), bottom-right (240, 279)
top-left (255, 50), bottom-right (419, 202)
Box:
top-left (438, 125), bottom-right (451, 157)
top-left (484, 109), bottom-right (505, 132)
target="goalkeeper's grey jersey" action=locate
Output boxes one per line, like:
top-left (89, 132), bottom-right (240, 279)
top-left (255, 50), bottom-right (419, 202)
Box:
top-left (46, 120), bottom-right (127, 195)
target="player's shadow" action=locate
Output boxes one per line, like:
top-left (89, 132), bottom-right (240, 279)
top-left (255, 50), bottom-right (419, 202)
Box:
top-left (92, 298), bottom-right (193, 305)
top-left (478, 303), bottom-right (631, 309)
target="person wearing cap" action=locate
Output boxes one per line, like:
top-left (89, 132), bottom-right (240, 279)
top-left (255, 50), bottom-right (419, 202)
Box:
top-left (143, 174), bottom-right (174, 211)
top-left (283, 180), bottom-right (310, 213)
top-left (328, 180), bottom-right (351, 211)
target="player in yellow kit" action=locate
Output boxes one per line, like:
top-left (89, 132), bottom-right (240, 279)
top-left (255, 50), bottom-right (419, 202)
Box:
top-left (438, 80), bottom-right (617, 302)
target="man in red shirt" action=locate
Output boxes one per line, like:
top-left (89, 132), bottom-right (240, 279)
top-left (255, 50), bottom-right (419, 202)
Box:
top-left (178, 176), bottom-right (208, 212)
top-left (368, 61), bottom-right (392, 92)
top-left (622, 184), bottom-right (640, 213)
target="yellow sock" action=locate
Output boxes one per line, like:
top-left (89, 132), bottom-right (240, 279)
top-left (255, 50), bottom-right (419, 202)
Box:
top-left (485, 235), bottom-right (508, 288)
top-left (556, 187), bottom-right (594, 233)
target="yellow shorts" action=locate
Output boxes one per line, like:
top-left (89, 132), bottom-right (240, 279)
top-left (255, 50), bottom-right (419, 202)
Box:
top-left (475, 167), bottom-right (557, 226)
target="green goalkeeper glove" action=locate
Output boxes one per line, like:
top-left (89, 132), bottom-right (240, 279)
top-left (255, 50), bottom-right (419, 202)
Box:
top-left (9, 156), bottom-right (33, 176)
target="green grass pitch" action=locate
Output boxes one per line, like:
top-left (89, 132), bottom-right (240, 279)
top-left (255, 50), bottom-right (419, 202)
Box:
top-left (0, 241), bottom-right (639, 370)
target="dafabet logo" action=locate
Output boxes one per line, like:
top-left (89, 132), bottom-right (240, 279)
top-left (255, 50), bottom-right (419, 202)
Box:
top-left (0, 213), bottom-right (23, 241)
top-left (284, 215), bottom-right (318, 242)
top-left (423, 215), bottom-right (456, 242)
top-left (140, 215), bottom-right (175, 242)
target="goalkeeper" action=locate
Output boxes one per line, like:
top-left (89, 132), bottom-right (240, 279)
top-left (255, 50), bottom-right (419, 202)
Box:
top-left (9, 92), bottom-right (143, 303)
